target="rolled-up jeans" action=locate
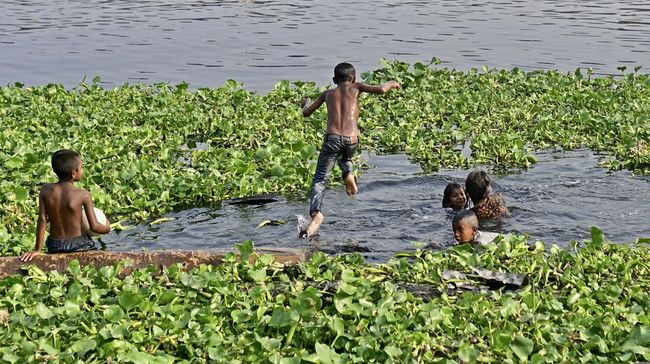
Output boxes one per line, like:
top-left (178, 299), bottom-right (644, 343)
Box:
top-left (309, 134), bottom-right (359, 216)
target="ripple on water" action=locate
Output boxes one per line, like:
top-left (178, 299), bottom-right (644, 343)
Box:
top-left (100, 149), bottom-right (650, 262)
top-left (1, 0), bottom-right (649, 90)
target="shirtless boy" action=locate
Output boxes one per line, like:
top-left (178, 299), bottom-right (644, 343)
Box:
top-left (20, 149), bottom-right (111, 262)
top-left (301, 62), bottom-right (400, 237)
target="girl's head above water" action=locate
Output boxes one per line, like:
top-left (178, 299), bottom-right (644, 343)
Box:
top-left (442, 183), bottom-right (468, 210)
top-left (465, 170), bottom-right (492, 205)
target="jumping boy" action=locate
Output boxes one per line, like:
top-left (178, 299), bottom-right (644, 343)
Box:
top-left (20, 149), bottom-right (111, 262)
top-left (301, 62), bottom-right (400, 237)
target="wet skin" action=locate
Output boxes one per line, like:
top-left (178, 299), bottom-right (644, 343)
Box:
top-left (453, 220), bottom-right (478, 244)
top-left (449, 188), bottom-right (467, 210)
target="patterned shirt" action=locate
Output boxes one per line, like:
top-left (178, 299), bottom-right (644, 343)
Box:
top-left (472, 193), bottom-right (508, 219)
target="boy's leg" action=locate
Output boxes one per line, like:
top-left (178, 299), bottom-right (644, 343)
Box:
top-left (305, 136), bottom-right (341, 237)
top-left (339, 137), bottom-right (360, 196)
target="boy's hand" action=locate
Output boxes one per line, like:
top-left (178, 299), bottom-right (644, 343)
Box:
top-left (388, 81), bottom-right (401, 89)
top-left (20, 251), bottom-right (41, 262)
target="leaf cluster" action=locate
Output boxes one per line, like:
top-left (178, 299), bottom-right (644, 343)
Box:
top-left (0, 235), bottom-right (649, 363)
top-left (1, 61), bottom-right (649, 254)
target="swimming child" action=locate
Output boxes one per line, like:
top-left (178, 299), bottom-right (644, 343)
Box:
top-left (20, 149), bottom-right (111, 262)
top-left (301, 62), bottom-right (401, 237)
top-left (465, 170), bottom-right (508, 219)
top-left (452, 210), bottom-right (500, 245)
top-left (442, 182), bottom-right (468, 210)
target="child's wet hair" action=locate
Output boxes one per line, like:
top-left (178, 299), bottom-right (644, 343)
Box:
top-left (442, 182), bottom-right (468, 208)
top-left (333, 62), bottom-right (356, 84)
top-left (452, 209), bottom-right (478, 226)
top-left (51, 149), bottom-right (81, 179)
top-left (465, 170), bottom-right (491, 204)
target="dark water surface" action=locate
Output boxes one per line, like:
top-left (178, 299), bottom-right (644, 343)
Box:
top-left (101, 150), bottom-right (650, 261)
top-left (1, 0), bottom-right (649, 91)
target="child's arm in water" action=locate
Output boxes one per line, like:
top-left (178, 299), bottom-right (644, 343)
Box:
top-left (302, 91), bottom-right (327, 117)
top-left (20, 191), bottom-right (48, 262)
top-left (357, 80), bottom-right (401, 94)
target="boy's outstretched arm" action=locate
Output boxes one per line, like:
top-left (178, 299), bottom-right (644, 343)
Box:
top-left (83, 192), bottom-right (111, 234)
top-left (20, 193), bottom-right (48, 262)
top-left (357, 80), bottom-right (401, 94)
top-left (302, 91), bottom-right (326, 117)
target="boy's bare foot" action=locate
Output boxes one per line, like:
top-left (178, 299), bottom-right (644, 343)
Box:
top-left (344, 173), bottom-right (358, 196)
top-left (305, 212), bottom-right (323, 238)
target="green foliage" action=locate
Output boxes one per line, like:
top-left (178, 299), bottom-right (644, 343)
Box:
top-left (1, 61), bottom-right (649, 255)
top-left (1, 236), bottom-right (649, 362)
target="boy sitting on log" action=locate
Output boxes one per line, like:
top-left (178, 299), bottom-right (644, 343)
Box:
top-left (20, 150), bottom-right (110, 262)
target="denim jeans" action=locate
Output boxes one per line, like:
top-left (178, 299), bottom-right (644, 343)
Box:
top-left (309, 134), bottom-right (359, 215)
top-left (46, 235), bottom-right (96, 254)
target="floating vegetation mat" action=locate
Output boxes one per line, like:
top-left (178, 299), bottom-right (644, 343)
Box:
top-left (1, 59), bottom-right (649, 255)
top-left (0, 234), bottom-right (649, 363)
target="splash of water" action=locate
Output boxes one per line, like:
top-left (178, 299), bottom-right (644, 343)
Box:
top-left (296, 214), bottom-right (309, 235)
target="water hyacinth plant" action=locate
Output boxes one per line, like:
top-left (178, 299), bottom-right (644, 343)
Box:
top-left (0, 59), bottom-right (648, 254)
top-left (0, 234), bottom-right (649, 363)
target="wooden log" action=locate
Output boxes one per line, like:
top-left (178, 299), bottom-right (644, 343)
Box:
top-left (0, 248), bottom-right (309, 280)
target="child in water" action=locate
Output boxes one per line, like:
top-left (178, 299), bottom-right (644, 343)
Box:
top-left (465, 170), bottom-right (508, 219)
top-left (20, 150), bottom-right (111, 262)
top-left (452, 210), bottom-right (500, 245)
top-left (442, 182), bottom-right (468, 210)
top-left (300, 62), bottom-right (401, 237)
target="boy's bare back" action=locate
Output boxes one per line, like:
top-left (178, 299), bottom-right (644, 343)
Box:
top-left (40, 182), bottom-right (95, 239)
top-left (20, 149), bottom-right (110, 262)
top-left (303, 80), bottom-right (400, 137)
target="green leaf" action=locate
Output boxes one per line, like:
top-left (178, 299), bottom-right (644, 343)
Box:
top-left (255, 333), bottom-right (281, 351)
top-left (458, 344), bottom-right (479, 363)
top-left (590, 226), bottom-right (605, 245)
top-left (12, 187), bottom-right (29, 202)
top-left (622, 325), bottom-right (650, 351)
top-left (64, 301), bottom-right (81, 317)
top-left (384, 345), bottom-right (402, 357)
top-left (236, 240), bottom-right (254, 261)
top-left (315, 342), bottom-right (340, 364)
top-left (231, 309), bottom-right (253, 323)
top-left (104, 305), bottom-right (125, 323)
top-left (510, 336), bottom-right (534, 361)
top-left (21, 341), bottom-right (37, 355)
top-left (118, 291), bottom-right (143, 311)
top-left (123, 350), bottom-right (160, 364)
top-left (35, 303), bottom-right (54, 319)
top-left (5, 156), bottom-right (23, 169)
top-left (248, 268), bottom-right (267, 282)
top-left (1, 353), bottom-right (20, 363)
top-left (269, 308), bottom-right (294, 328)
top-left (69, 338), bottom-right (96, 355)
top-left (500, 298), bottom-right (518, 318)
top-left (331, 317), bottom-right (345, 336)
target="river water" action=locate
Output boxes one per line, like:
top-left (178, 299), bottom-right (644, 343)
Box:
top-left (3, 1), bottom-right (649, 259)
top-left (1, 0), bottom-right (649, 91)
top-left (101, 150), bottom-right (650, 261)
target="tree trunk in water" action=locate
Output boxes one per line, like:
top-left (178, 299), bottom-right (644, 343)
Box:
top-left (0, 248), bottom-right (309, 280)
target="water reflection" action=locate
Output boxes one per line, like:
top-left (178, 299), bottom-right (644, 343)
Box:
top-left (1, 0), bottom-right (648, 91)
